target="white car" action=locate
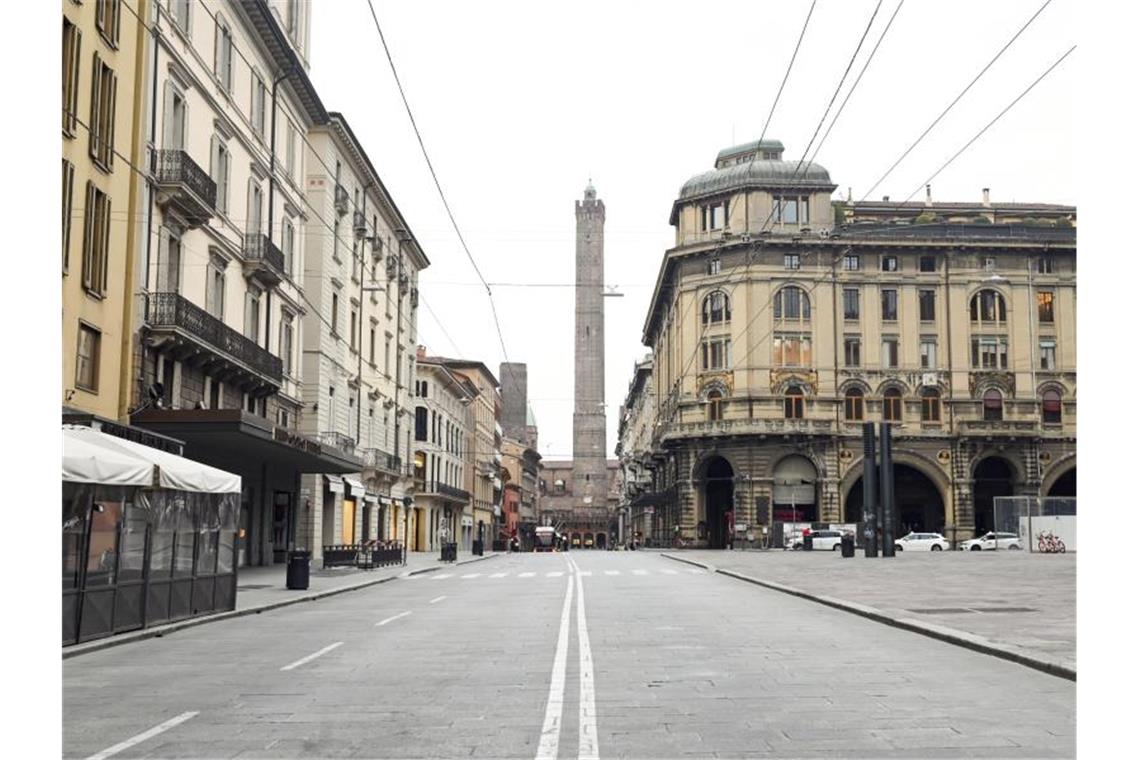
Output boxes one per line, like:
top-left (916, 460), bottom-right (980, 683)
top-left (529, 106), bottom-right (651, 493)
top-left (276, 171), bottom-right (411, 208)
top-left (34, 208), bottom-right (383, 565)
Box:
top-left (958, 531), bottom-right (1022, 551)
top-left (893, 532), bottom-right (950, 552)
top-left (791, 529), bottom-right (847, 551)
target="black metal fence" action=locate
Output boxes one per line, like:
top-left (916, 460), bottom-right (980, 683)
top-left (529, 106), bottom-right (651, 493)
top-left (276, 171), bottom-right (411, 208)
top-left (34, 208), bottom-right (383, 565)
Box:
top-left (242, 233), bottom-right (286, 274)
top-left (154, 149), bottom-right (217, 208)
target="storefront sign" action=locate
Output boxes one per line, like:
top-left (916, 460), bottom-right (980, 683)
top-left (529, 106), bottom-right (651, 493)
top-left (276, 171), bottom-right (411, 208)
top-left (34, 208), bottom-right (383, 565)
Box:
top-left (274, 426), bottom-right (321, 455)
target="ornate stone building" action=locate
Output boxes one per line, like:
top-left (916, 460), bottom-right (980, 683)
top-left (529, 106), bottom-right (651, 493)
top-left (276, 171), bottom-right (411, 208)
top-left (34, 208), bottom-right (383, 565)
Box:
top-left (624, 139), bottom-right (1076, 548)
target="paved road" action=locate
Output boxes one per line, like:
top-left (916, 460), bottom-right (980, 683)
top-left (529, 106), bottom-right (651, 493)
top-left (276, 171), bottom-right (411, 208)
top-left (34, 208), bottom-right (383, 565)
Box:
top-left (64, 552), bottom-right (1074, 759)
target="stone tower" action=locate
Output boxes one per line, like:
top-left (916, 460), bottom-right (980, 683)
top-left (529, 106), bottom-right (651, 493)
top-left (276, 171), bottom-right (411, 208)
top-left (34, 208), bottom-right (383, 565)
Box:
top-left (573, 182), bottom-right (607, 506)
top-left (499, 362), bottom-right (528, 441)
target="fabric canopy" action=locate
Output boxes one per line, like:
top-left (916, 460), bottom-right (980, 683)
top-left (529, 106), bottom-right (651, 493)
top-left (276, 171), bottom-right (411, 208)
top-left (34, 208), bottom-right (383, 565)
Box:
top-left (62, 425), bottom-right (241, 493)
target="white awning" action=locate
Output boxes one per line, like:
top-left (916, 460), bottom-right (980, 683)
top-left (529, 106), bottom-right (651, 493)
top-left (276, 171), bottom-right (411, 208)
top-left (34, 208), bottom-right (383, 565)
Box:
top-left (62, 425), bottom-right (240, 493)
top-left (343, 476), bottom-right (365, 495)
top-left (324, 475), bottom-right (345, 494)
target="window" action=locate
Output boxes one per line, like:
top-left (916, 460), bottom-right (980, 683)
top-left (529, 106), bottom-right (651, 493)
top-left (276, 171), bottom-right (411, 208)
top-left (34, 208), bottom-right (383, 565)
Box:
top-left (62, 160), bottom-right (75, 272)
top-left (881, 337), bottom-right (899, 368)
top-left (89, 54), bottom-right (117, 170)
top-left (843, 337), bottom-right (861, 367)
top-left (983, 389), bottom-right (1003, 421)
top-left (844, 388), bottom-right (864, 421)
top-left (282, 218), bottom-right (295, 276)
top-left (881, 256), bottom-right (898, 272)
top-left (842, 288), bottom-right (859, 320)
top-left (708, 258), bottom-right (721, 275)
top-left (1037, 290), bottom-right (1055, 323)
top-left (96, 0), bottom-right (121, 47)
top-left (919, 289), bottom-right (936, 321)
top-left (970, 289), bottom-right (1007, 323)
top-left (919, 255), bottom-right (937, 273)
top-left (252, 74), bottom-right (267, 139)
top-left (244, 289), bottom-right (260, 341)
top-left (286, 122), bottom-right (297, 181)
top-left (707, 390), bottom-right (723, 421)
top-left (246, 180), bottom-right (263, 235)
top-left (286, 0), bottom-right (301, 40)
top-left (701, 338), bottom-right (730, 371)
top-left (984, 257), bottom-right (996, 272)
top-left (63, 18), bottom-right (81, 135)
top-left (774, 286), bottom-right (810, 320)
top-left (350, 307), bottom-right (358, 352)
top-left (280, 313), bottom-right (294, 376)
top-left (883, 388), bottom-right (902, 422)
top-left (701, 201), bottom-right (728, 231)
top-left (1039, 340), bottom-right (1056, 370)
top-left (971, 337), bottom-right (1008, 369)
top-left (774, 196), bottom-right (808, 225)
top-left (881, 289), bottom-right (898, 321)
top-left (76, 323), bottom-right (101, 391)
top-left (774, 334), bottom-right (812, 367)
top-left (784, 386), bottom-right (804, 419)
top-left (1037, 255), bottom-right (1055, 274)
top-left (82, 182), bottom-right (111, 296)
top-left (385, 337), bottom-right (391, 375)
top-left (921, 388), bottom-right (940, 422)
top-left (165, 83), bottom-right (187, 150)
top-left (331, 291), bottom-right (339, 334)
top-left (369, 327), bottom-right (376, 364)
top-left (702, 291), bottom-right (730, 324)
top-left (784, 253), bottom-right (800, 270)
top-left (158, 226), bottom-right (181, 292)
top-left (1042, 390), bottom-right (1062, 424)
top-left (843, 254), bottom-right (860, 271)
top-left (210, 136), bottom-right (230, 214)
top-left (414, 407), bottom-right (428, 441)
top-left (171, 0), bottom-right (191, 34)
top-left (920, 337), bottom-right (937, 369)
top-left (206, 254), bottom-right (226, 319)
top-left (214, 16), bottom-right (233, 92)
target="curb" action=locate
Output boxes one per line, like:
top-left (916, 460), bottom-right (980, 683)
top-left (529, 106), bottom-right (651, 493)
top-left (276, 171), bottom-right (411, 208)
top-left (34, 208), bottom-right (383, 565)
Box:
top-left (659, 553), bottom-right (1075, 682)
top-left (63, 553), bottom-right (503, 660)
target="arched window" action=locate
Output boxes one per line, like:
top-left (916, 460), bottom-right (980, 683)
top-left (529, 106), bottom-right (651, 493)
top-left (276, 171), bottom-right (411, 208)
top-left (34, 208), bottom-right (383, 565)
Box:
top-left (921, 388), bottom-right (941, 422)
top-left (983, 389), bottom-right (1003, 421)
top-left (1042, 389), bottom-right (1062, 424)
top-left (883, 388), bottom-right (902, 422)
top-left (844, 388), bottom-right (864, 421)
top-left (702, 291), bottom-right (731, 325)
top-left (707, 390), bottom-right (723, 421)
top-left (774, 286), bottom-right (810, 321)
top-left (970, 289), bottom-right (1007, 324)
top-left (784, 386), bottom-right (804, 419)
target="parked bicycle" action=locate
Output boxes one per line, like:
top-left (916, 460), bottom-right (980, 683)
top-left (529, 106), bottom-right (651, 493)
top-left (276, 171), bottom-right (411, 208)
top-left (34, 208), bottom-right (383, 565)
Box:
top-left (1036, 530), bottom-right (1067, 553)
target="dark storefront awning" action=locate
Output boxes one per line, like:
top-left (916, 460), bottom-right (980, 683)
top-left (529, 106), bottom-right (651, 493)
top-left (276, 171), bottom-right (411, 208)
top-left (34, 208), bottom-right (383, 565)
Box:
top-left (132, 409), bottom-right (362, 474)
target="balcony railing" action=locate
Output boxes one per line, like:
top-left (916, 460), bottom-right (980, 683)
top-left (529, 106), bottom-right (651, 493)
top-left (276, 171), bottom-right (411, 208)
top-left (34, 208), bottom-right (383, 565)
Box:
top-left (362, 448), bottom-right (401, 474)
top-left (958, 419), bottom-right (1041, 435)
top-left (242, 234), bottom-right (286, 284)
top-left (319, 431), bottom-right (357, 453)
top-left (420, 480), bottom-right (470, 503)
top-left (146, 292), bottom-right (282, 383)
top-left (153, 149), bottom-right (216, 227)
top-left (334, 184), bottom-right (349, 216)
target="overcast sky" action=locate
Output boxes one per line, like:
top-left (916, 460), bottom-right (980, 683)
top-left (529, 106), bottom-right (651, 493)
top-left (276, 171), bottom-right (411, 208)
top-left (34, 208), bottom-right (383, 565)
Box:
top-left (307, 0), bottom-right (1075, 462)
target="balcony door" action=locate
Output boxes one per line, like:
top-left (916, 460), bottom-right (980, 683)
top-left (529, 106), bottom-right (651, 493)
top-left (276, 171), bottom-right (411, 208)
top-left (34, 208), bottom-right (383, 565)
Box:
top-left (164, 83), bottom-right (187, 151)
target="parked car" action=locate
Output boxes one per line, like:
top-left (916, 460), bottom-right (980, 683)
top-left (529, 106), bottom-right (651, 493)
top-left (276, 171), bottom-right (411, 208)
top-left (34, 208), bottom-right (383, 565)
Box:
top-left (958, 531), bottom-right (1022, 551)
top-left (791, 529), bottom-right (846, 551)
top-left (893, 532), bottom-right (950, 551)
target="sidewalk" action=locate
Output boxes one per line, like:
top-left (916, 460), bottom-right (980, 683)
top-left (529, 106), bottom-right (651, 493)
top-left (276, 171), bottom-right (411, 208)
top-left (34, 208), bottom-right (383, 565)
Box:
top-left (660, 548), bottom-right (1075, 680)
top-left (63, 550), bottom-right (502, 659)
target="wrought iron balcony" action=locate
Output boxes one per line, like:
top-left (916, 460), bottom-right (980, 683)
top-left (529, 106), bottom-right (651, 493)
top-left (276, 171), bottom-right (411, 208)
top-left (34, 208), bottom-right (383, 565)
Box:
top-left (958, 419), bottom-right (1040, 435)
top-left (420, 480), bottom-right (470, 504)
top-left (361, 448), bottom-right (401, 476)
top-left (153, 149), bottom-right (216, 228)
top-left (334, 184), bottom-right (349, 216)
top-left (318, 431), bottom-right (357, 453)
top-left (242, 234), bottom-right (286, 286)
top-left (145, 292), bottom-right (282, 388)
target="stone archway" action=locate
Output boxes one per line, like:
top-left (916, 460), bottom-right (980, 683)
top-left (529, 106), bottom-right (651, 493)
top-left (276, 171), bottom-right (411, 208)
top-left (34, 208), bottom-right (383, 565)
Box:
top-left (1046, 466), bottom-right (1076, 498)
top-left (845, 464), bottom-right (946, 534)
top-left (700, 456), bottom-right (735, 549)
top-left (571, 531), bottom-right (582, 549)
top-left (973, 457), bottom-right (1015, 535)
top-left (595, 532), bottom-right (607, 549)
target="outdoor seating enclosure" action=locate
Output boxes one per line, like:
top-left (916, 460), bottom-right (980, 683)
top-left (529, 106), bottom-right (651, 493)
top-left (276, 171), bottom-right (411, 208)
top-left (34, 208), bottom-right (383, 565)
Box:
top-left (62, 425), bottom-right (241, 646)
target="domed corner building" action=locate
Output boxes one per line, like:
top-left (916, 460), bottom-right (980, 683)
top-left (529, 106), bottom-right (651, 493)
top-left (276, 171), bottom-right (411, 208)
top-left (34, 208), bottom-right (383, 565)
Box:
top-left (619, 139), bottom-right (1076, 550)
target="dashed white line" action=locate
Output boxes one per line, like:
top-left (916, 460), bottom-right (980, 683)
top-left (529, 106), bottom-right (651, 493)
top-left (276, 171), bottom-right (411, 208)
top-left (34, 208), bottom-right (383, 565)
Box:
top-left (633, 569), bottom-right (650, 576)
top-left (604, 570), bottom-right (620, 576)
top-left (578, 570), bottom-right (593, 577)
top-left (84, 711), bottom-right (199, 760)
top-left (432, 573), bottom-right (454, 580)
top-left (535, 574), bottom-right (575, 760)
top-left (460, 573), bottom-right (482, 579)
top-left (490, 572), bottom-right (509, 578)
top-left (519, 571), bottom-right (537, 578)
top-left (429, 595), bottom-right (447, 604)
top-left (569, 558), bottom-right (599, 760)
top-left (546, 571), bottom-right (565, 577)
top-left (280, 641), bottom-right (343, 671)
top-left (686, 568), bottom-right (704, 574)
top-left (661, 569), bottom-right (679, 575)
top-left (375, 611), bottom-right (411, 627)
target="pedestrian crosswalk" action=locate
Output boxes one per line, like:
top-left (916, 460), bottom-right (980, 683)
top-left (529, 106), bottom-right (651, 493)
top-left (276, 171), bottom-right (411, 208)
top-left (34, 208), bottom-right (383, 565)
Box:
top-left (405, 567), bottom-right (707, 581)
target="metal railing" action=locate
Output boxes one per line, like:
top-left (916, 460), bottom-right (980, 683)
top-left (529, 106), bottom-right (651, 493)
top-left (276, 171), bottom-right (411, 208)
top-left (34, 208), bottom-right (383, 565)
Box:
top-left (334, 184), bottom-right (349, 216)
top-left (242, 233), bottom-right (286, 273)
top-left (838, 222), bottom-right (1075, 243)
top-left (146, 293), bottom-right (281, 381)
top-left (154, 149), bottom-right (217, 209)
top-left (319, 431), bottom-right (356, 452)
top-left (420, 481), bottom-right (470, 502)
top-left (361, 448), bottom-right (401, 473)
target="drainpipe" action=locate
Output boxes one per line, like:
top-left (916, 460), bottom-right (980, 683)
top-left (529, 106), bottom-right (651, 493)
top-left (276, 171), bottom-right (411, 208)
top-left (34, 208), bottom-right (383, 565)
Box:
top-left (266, 67), bottom-right (295, 352)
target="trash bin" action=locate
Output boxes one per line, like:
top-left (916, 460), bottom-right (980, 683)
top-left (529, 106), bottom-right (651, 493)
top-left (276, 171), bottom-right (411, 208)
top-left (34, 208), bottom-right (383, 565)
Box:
top-left (803, 533), bottom-right (814, 551)
top-left (840, 533), bottom-right (856, 558)
top-left (472, 539), bottom-right (484, 556)
top-left (286, 549), bottom-right (311, 590)
top-left (439, 542), bottom-right (457, 562)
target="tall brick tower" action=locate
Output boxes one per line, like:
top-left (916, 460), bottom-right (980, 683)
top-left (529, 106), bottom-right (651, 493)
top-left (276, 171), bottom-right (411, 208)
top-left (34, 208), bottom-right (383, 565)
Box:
top-left (573, 182), bottom-right (607, 507)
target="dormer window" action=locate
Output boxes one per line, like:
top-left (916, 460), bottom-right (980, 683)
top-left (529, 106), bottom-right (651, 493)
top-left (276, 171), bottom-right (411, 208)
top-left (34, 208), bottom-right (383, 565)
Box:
top-left (701, 201), bottom-right (728, 232)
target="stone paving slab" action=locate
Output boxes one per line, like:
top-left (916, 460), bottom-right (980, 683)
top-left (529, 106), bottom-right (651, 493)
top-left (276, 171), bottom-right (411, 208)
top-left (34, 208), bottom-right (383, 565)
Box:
top-left (661, 548), bottom-right (1075, 678)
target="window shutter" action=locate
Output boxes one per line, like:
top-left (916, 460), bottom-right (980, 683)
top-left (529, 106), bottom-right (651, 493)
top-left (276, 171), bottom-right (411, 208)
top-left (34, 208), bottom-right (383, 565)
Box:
top-left (89, 53), bottom-right (101, 161)
top-left (162, 82), bottom-right (173, 149)
top-left (83, 183), bottom-right (95, 290)
top-left (213, 19), bottom-right (221, 81)
top-left (106, 71), bottom-right (117, 168)
top-left (100, 193), bottom-right (110, 293)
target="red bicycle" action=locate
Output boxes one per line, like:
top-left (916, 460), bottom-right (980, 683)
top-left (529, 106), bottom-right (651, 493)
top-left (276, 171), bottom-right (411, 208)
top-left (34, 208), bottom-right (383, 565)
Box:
top-left (1036, 530), bottom-right (1066, 553)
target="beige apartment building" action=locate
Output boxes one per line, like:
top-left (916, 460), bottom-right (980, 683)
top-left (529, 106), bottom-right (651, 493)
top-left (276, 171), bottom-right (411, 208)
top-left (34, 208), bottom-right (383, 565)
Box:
top-left (62, 0), bottom-right (150, 423)
top-left (298, 112), bottom-right (429, 560)
top-left (616, 356), bottom-right (656, 544)
top-left (444, 360), bottom-right (504, 548)
top-left (624, 139), bottom-right (1076, 548)
top-left (501, 435), bottom-right (541, 548)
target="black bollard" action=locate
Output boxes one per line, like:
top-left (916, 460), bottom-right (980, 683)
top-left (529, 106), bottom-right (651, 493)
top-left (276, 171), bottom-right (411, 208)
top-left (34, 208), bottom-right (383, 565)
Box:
top-left (862, 423), bottom-right (879, 558)
top-left (880, 422), bottom-right (895, 557)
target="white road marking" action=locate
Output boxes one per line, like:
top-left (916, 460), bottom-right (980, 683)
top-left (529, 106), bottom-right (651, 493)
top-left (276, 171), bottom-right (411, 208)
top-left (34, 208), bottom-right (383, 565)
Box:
top-left (402, 574), bottom-right (426, 580)
top-left (546, 571), bottom-right (565, 577)
top-left (660, 569), bottom-right (679, 575)
top-left (84, 711), bottom-right (199, 760)
top-left (280, 641), bottom-right (343, 671)
top-left (604, 570), bottom-right (620, 576)
top-left (375, 611), bottom-right (411, 627)
top-left (429, 595), bottom-right (447, 604)
top-left (431, 573), bottom-right (454, 580)
top-left (535, 574), bottom-right (575, 760)
top-left (578, 570), bottom-right (592, 577)
top-left (519, 571), bottom-right (537, 578)
top-left (633, 569), bottom-right (650, 576)
top-left (460, 573), bottom-right (482, 579)
top-left (687, 568), bottom-right (704, 574)
top-left (490, 572), bottom-right (509, 578)
top-left (570, 558), bottom-right (599, 760)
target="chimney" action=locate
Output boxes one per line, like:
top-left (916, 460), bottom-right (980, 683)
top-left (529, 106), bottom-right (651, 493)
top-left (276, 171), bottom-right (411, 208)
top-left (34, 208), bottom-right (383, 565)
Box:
top-left (925, 184), bottom-right (933, 207)
top-left (882, 195), bottom-right (890, 202)
top-left (982, 188), bottom-right (991, 207)
top-left (846, 186), bottom-right (853, 203)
